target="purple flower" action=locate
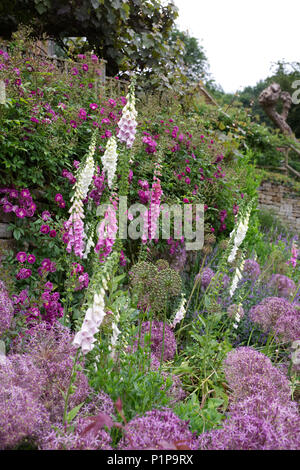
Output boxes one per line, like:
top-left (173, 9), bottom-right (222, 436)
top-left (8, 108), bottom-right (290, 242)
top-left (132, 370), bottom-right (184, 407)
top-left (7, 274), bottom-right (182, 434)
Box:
top-left (27, 253), bottom-right (36, 264)
top-left (20, 189), bottom-right (31, 199)
top-left (54, 193), bottom-right (63, 203)
top-left (196, 267), bottom-right (214, 289)
top-left (16, 268), bottom-right (32, 280)
top-left (40, 224), bottom-right (50, 234)
top-left (41, 258), bottom-right (51, 271)
top-left (268, 274), bottom-right (296, 298)
top-left (49, 230), bottom-right (57, 238)
top-left (133, 321), bottom-right (177, 362)
top-left (118, 408), bottom-right (199, 450)
top-left (0, 280), bottom-right (14, 335)
top-left (78, 108), bottom-right (87, 120)
top-left (82, 64), bottom-right (89, 72)
top-left (41, 211), bottom-right (51, 221)
top-left (243, 259), bottom-right (261, 281)
top-left (44, 281), bottom-right (53, 291)
top-left (250, 297), bottom-right (299, 343)
top-left (223, 347), bottom-right (291, 403)
top-left (70, 120), bottom-right (77, 128)
top-left (15, 207), bottom-right (27, 218)
top-left (16, 251), bottom-right (27, 263)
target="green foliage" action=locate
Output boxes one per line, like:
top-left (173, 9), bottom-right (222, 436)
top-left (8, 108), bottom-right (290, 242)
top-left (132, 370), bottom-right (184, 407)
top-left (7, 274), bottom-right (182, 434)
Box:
top-left (89, 350), bottom-right (173, 421)
top-left (174, 394), bottom-right (226, 434)
top-left (0, 0), bottom-right (179, 77)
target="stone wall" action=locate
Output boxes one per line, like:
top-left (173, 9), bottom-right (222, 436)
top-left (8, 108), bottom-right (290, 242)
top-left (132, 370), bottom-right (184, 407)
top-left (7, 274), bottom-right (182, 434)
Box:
top-left (258, 181), bottom-right (300, 233)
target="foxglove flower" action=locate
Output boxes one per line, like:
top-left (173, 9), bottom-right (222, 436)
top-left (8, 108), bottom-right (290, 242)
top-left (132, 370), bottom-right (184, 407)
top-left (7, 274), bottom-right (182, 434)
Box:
top-left (101, 137), bottom-right (118, 189)
top-left (172, 294), bottom-right (186, 328)
top-left (117, 80), bottom-right (137, 148)
top-left (228, 201), bottom-right (253, 263)
top-left (66, 133), bottom-right (96, 258)
top-left (0, 80), bottom-right (5, 104)
top-left (95, 202), bottom-right (118, 262)
top-left (229, 256), bottom-right (245, 297)
top-left (73, 284), bottom-right (108, 355)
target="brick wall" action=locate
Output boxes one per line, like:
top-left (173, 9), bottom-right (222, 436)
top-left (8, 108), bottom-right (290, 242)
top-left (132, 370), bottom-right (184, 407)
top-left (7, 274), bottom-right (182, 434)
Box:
top-left (258, 181), bottom-right (300, 233)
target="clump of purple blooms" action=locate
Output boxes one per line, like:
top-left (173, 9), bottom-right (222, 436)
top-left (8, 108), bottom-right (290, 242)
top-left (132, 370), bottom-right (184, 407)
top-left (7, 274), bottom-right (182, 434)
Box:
top-left (118, 408), bottom-right (199, 450)
top-left (196, 267), bottom-right (215, 290)
top-left (243, 259), bottom-right (261, 281)
top-left (250, 297), bottom-right (300, 343)
top-left (198, 347), bottom-right (300, 450)
top-left (198, 395), bottom-right (300, 450)
top-left (268, 274), bottom-right (296, 298)
top-left (0, 280), bottom-right (14, 335)
top-left (11, 322), bottom-right (91, 423)
top-left (133, 321), bottom-right (177, 362)
top-left (40, 391), bottom-right (115, 450)
top-left (71, 262), bottom-right (89, 291)
top-left (0, 187), bottom-right (36, 218)
top-left (223, 347), bottom-right (291, 403)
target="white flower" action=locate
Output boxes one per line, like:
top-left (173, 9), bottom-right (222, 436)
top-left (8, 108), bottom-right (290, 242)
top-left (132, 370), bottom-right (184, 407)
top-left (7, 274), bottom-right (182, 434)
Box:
top-left (228, 205), bottom-right (252, 264)
top-left (0, 81), bottom-right (6, 105)
top-left (229, 258), bottom-right (245, 298)
top-left (101, 137), bottom-right (118, 189)
top-left (73, 288), bottom-right (107, 354)
top-left (172, 294), bottom-right (186, 328)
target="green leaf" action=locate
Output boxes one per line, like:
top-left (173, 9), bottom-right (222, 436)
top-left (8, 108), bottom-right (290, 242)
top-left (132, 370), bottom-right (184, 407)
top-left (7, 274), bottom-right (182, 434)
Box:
top-left (66, 402), bottom-right (85, 424)
top-left (13, 229), bottom-right (21, 240)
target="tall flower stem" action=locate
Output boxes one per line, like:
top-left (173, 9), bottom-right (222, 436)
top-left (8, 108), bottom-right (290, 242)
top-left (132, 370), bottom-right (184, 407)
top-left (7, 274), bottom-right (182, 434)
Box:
top-left (62, 348), bottom-right (80, 425)
top-left (159, 304), bottom-right (167, 372)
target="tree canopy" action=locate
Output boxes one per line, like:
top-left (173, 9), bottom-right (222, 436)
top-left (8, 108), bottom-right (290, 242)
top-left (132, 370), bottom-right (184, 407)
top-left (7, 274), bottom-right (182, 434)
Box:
top-left (0, 0), bottom-right (180, 76)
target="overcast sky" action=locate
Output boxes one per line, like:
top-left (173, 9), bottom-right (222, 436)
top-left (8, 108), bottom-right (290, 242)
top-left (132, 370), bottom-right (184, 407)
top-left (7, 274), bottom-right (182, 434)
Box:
top-left (173, 0), bottom-right (300, 93)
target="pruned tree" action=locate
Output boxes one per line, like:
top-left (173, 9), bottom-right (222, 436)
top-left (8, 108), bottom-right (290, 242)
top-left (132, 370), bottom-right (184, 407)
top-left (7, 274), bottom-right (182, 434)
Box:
top-left (258, 83), bottom-right (293, 136)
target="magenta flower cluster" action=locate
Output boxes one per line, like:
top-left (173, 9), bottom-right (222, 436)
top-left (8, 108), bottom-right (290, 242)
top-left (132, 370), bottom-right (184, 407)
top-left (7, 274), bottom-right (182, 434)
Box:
top-left (71, 262), bottom-right (89, 291)
top-left (88, 166), bottom-right (105, 206)
top-left (0, 187), bottom-right (36, 218)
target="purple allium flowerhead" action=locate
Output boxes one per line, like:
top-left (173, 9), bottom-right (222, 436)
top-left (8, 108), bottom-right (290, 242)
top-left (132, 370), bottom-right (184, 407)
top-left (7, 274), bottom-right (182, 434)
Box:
top-left (243, 259), bottom-right (261, 281)
top-left (133, 321), bottom-right (177, 362)
top-left (0, 385), bottom-right (51, 450)
top-left (196, 267), bottom-right (215, 289)
top-left (39, 413), bottom-right (112, 450)
top-left (198, 395), bottom-right (300, 450)
top-left (11, 322), bottom-right (91, 423)
top-left (16, 251), bottom-right (27, 263)
top-left (268, 274), bottom-right (296, 298)
top-left (223, 347), bottom-right (291, 404)
top-left (0, 280), bottom-right (14, 335)
top-left (118, 408), bottom-right (199, 450)
top-left (250, 297), bottom-right (299, 343)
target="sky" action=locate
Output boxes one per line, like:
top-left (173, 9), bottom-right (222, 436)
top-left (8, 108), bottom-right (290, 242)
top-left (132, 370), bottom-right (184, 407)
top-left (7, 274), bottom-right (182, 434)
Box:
top-left (173, 0), bottom-right (300, 93)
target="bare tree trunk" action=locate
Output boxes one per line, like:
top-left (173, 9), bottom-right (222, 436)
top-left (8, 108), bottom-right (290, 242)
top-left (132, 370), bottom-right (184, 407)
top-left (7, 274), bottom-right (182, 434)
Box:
top-left (258, 83), bottom-right (294, 136)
